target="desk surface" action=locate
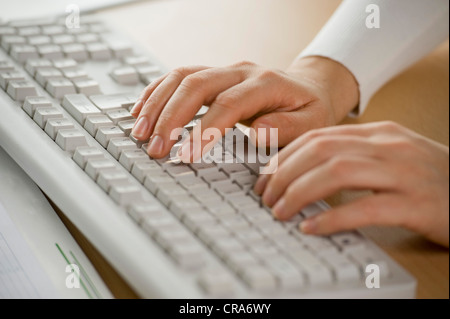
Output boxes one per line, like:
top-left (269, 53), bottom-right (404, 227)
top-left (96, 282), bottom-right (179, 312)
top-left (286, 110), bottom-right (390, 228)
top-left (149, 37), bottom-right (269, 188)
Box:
top-left (59, 0), bottom-right (449, 299)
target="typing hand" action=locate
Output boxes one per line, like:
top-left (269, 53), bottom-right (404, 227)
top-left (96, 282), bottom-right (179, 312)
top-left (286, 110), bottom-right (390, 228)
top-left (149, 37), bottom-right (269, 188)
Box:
top-left (254, 121), bottom-right (450, 247)
top-left (130, 57), bottom-right (359, 162)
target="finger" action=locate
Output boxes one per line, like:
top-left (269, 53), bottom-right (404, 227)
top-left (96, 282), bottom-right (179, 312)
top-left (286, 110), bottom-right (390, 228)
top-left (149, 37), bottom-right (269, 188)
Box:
top-left (132, 66), bottom-right (209, 141)
top-left (299, 193), bottom-right (405, 235)
top-left (271, 155), bottom-right (398, 220)
top-left (177, 76), bottom-right (308, 163)
top-left (146, 67), bottom-right (247, 158)
top-left (260, 136), bottom-right (378, 206)
top-left (255, 122), bottom-right (395, 195)
top-left (130, 73), bottom-right (168, 117)
top-left (249, 103), bottom-right (330, 147)
top-left (176, 70), bottom-right (321, 163)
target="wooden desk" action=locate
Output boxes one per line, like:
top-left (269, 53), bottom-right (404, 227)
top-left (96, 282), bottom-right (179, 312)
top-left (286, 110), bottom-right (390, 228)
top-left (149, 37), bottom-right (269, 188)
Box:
top-left (60, 0), bottom-right (449, 299)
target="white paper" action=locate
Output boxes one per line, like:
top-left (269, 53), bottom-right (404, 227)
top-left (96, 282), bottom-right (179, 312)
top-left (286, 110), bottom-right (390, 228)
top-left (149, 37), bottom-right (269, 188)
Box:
top-left (0, 202), bottom-right (58, 299)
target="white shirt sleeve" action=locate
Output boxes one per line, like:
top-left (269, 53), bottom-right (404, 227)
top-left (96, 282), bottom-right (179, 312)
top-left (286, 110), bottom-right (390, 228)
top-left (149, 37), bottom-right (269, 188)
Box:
top-left (298, 0), bottom-right (449, 116)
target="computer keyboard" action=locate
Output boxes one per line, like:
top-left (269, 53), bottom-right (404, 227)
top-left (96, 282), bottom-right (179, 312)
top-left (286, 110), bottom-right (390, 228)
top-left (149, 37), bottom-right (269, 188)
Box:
top-left (0, 15), bottom-right (416, 298)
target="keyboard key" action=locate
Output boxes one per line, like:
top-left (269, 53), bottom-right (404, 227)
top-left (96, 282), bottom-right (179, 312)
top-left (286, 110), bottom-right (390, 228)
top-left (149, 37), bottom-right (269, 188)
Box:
top-left (35, 68), bottom-right (64, 86)
top-left (331, 232), bottom-right (366, 252)
top-left (118, 149), bottom-right (149, 171)
top-left (140, 207), bottom-right (177, 233)
top-left (225, 250), bottom-right (260, 274)
top-left (27, 35), bottom-right (51, 46)
top-left (107, 137), bottom-right (138, 160)
top-left (97, 169), bottom-right (130, 192)
top-left (348, 249), bottom-right (390, 278)
top-left (62, 94), bottom-right (101, 125)
top-left (22, 96), bottom-right (52, 117)
top-left (84, 115), bottom-right (113, 136)
top-left (189, 162), bottom-right (218, 176)
top-left (86, 42), bottom-right (112, 60)
top-left (62, 69), bottom-right (89, 82)
top-left (192, 189), bottom-right (223, 205)
top-left (24, 58), bottom-right (52, 76)
top-left (37, 44), bottom-right (63, 60)
top-left (46, 78), bottom-right (76, 99)
top-left (6, 80), bottom-right (38, 101)
top-left (122, 55), bottom-right (151, 67)
top-left (143, 174), bottom-right (175, 194)
top-left (10, 44), bottom-right (39, 62)
top-left (156, 184), bottom-right (187, 207)
top-left (17, 26), bottom-right (40, 37)
top-left (1, 35), bottom-right (26, 52)
top-left (211, 237), bottom-right (244, 260)
top-left (117, 119), bottom-right (135, 136)
top-left (76, 33), bottom-right (100, 44)
top-left (182, 209), bottom-right (216, 232)
top-left (169, 195), bottom-right (203, 219)
top-left (265, 257), bottom-right (305, 290)
top-left (85, 158), bottom-right (116, 180)
top-left (73, 146), bottom-right (104, 169)
top-left (288, 250), bottom-right (333, 286)
top-left (0, 60), bottom-right (15, 72)
top-left (33, 107), bottom-right (63, 129)
top-left (95, 126), bottom-right (125, 148)
top-left (240, 265), bottom-right (277, 292)
top-left (128, 203), bottom-right (166, 225)
top-left (169, 242), bottom-right (205, 270)
top-left (61, 43), bottom-right (88, 62)
top-left (178, 176), bottom-right (209, 192)
top-left (110, 183), bottom-right (143, 206)
top-left (196, 223), bottom-right (230, 246)
top-left (52, 58), bottom-right (78, 70)
top-left (41, 25), bottom-right (65, 36)
top-left (165, 165), bottom-right (195, 181)
top-left (197, 267), bottom-right (234, 296)
top-left (73, 79), bottom-right (101, 96)
top-left (130, 160), bottom-right (162, 183)
top-left (154, 225), bottom-right (195, 250)
top-left (233, 174), bottom-right (257, 191)
top-left (55, 128), bottom-right (88, 152)
top-left (0, 27), bottom-right (16, 38)
top-left (0, 72), bottom-right (26, 90)
top-left (89, 93), bottom-right (138, 113)
top-left (110, 66), bottom-right (139, 85)
top-left (106, 108), bottom-right (133, 125)
top-left (51, 34), bottom-right (75, 45)
top-left (108, 42), bottom-right (133, 58)
top-left (320, 253), bottom-right (361, 283)
top-left (44, 117), bottom-right (74, 139)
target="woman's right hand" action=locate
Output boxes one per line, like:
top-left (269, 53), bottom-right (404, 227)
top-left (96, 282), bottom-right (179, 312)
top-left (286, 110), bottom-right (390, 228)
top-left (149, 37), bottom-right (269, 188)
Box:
top-left (130, 57), bottom-right (359, 162)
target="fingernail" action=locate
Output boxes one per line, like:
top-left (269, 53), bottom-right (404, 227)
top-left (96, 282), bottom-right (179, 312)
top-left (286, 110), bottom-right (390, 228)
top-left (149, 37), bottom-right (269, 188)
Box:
top-left (300, 218), bottom-right (317, 234)
top-left (253, 175), bottom-right (268, 195)
top-left (132, 117), bottom-right (149, 139)
top-left (262, 186), bottom-right (275, 207)
top-left (148, 135), bottom-right (164, 156)
top-left (177, 140), bottom-right (192, 163)
top-left (272, 198), bottom-right (286, 219)
top-left (130, 100), bottom-right (142, 116)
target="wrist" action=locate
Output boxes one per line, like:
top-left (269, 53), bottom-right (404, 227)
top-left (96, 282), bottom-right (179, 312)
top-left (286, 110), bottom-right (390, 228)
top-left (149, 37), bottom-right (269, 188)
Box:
top-left (287, 56), bottom-right (360, 121)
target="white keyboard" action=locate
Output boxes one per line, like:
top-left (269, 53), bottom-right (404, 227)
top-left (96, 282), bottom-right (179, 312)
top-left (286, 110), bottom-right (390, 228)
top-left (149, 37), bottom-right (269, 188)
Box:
top-left (0, 16), bottom-right (416, 298)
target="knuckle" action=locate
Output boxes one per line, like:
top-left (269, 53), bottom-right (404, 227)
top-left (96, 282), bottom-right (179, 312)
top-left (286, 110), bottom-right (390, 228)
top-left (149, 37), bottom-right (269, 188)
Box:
top-left (257, 69), bottom-right (281, 81)
top-left (171, 67), bottom-right (190, 79)
top-left (233, 60), bottom-right (256, 68)
top-left (213, 92), bottom-right (240, 111)
top-left (327, 156), bottom-right (352, 178)
top-left (308, 136), bottom-right (334, 156)
top-left (379, 120), bottom-right (402, 132)
top-left (180, 74), bottom-right (206, 94)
